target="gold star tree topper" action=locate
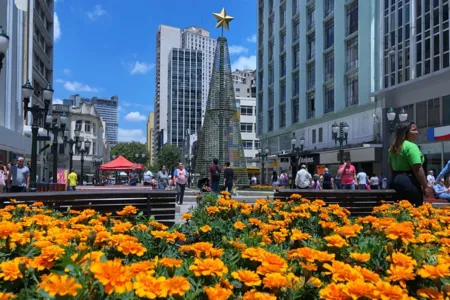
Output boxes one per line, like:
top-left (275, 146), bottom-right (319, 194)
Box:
top-left (213, 8), bottom-right (234, 31)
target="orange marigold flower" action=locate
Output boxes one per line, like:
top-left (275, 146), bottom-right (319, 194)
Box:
top-left (39, 274), bottom-right (82, 297)
top-left (159, 257), bottom-right (183, 268)
top-left (385, 221), bottom-right (415, 244)
top-left (263, 273), bottom-right (288, 290)
top-left (0, 259), bottom-right (22, 281)
top-left (349, 252), bottom-right (371, 263)
top-left (345, 279), bottom-right (375, 299)
top-left (149, 221), bottom-right (168, 230)
top-left (206, 206), bottom-right (220, 215)
top-left (189, 258), bottom-right (228, 277)
top-left (182, 213), bottom-right (192, 220)
top-left (231, 270), bottom-right (261, 287)
top-left (373, 281), bottom-right (407, 300)
top-left (204, 284), bottom-right (233, 300)
top-left (200, 225), bottom-right (212, 233)
top-left (90, 259), bottom-right (133, 295)
top-left (0, 292), bottom-right (15, 299)
top-left (129, 261), bottom-right (156, 276)
top-left (0, 221), bottom-right (22, 239)
top-left (388, 252), bottom-right (417, 269)
top-left (257, 252), bottom-right (288, 275)
top-left (353, 266), bottom-right (380, 283)
top-left (133, 273), bottom-right (167, 299)
top-left (112, 222), bottom-right (133, 233)
top-left (116, 240), bottom-right (147, 256)
top-left (116, 205), bottom-right (138, 216)
top-left (162, 276), bottom-right (190, 297)
top-left (242, 247), bottom-right (266, 262)
top-left (319, 283), bottom-right (349, 300)
top-left (291, 229), bottom-right (312, 241)
top-left (324, 234), bottom-right (349, 248)
top-left (31, 245), bottom-right (65, 270)
top-left (323, 261), bottom-right (362, 282)
top-left (416, 288), bottom-right (444, 300)
top-left (234, 221), bottom-right (246, 230)
top-left (387, 265), bottom-right (416, 283)
top-left (418, 264), bottom-right (450, 279)
top-left (243, 290), bottom-right (277, 300)
top-left (306, 277), bottom-right (322, 288)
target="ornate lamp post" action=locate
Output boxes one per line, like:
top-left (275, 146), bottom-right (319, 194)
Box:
top-left (257, 148), bottom-right (270, 185)
top-left (0, 26), bottom-right (10, 74)
top-left (76, 139), bottom-right (91, 185)
top-left (92, 156), bottom-right (103, 185)
top-left (45, 113), bottom-right (68, 184)
top-left (386, 107), bottom-right (408, 133)
top-left (290, 133), bottom-right (305, 188)
top-left (22, 80), bottom-right (53, 192)
top-left (332, 121), bottom-right (350, 164)
top-left (185, 154), bottom-right (193, 188)
top-left (64, 128), bottom-right (80, 172)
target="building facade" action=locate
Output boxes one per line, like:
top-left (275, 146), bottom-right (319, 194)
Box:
top-left (257, 0), bottom-right (382, 177)
top-left (146, 112), bottom-right (155, 165)
top-left (167, 48), bottom-right (202, 148)
top-left (90, 96), bottom-right (118, 148)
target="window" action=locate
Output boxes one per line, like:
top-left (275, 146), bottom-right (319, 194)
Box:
top-left (84, 121), bottom-right (91, 132)
top-left (307, 6), bottom-right (315, 31)
top-left (280, 54), bottom-right (286, 77)
top-left (280, 34), bottom-right (286, 52)
top-left (307, 63), bottom-right (315, 89)
top-left (280, 83), bottom-right (286, 103)
top-left (242, 140), bottom-right (253, 150)
top-left (308, 36), bottom-right (315, 60)
top-left (325, 0), bottom-right (334, 17)
top-left (241, 123), bottom-right (253, 133)
top-left (346, 37), bottom-right (358, 71)
top-left (312, 129), bottom-right (317, 144)
top-left (324, 84), bottom-right (334, 114)
top-left (268, 110), bottom-right (274, 132)
top-left (324, 52), bottom-right (334, 81)
top-left (92, 123), bottom-right (96, 136)
top-left (293, 22), bottom-right (300, 41)
top-left (269, 88), bottom-right (274, 108)
top-left (324, 20), bottom-right (334, 49)
top-left (258, 93), bottom-right (263, 113)
top-left (241, 106), bottom-right (253, 116)
top-left (346, 1), bottom-right (358, 36)
top-left (292, 98), bottom-right (299, 124)
top-left (318, 127), bottom-right (323, 143)
top-left (269, 42), bottom-right (274, 61)
top-left (307, 92), bottom-right (315, 119)
top-left (428, 98), bottom-right (440, 127)
top-left (269, 66), bottom-right (274, 84)
top-left (346, 73), bottom-right (358, 107)
top-left (75, 120), bottom-right (82, 131)
top-left (293, 45), bottom-right (300, 69)
top-left (416, 101), bottom-right (427, 128)
top-left (280, 5), bottom-right (286, 27)
top-left (92, 142), bottom-right (96, 156)
top-left (443, 95), bottom-right (450, 125)
top-left (293, 0), bottom-right (300, 15)
top-left (255, 140), bottom-right (261, 149)
top-left (279, 104), bottom-right (286, 128)
top-left (293, 72), bottom-right (300, 96)
top-left (236, 88), bottom-right (240, 92)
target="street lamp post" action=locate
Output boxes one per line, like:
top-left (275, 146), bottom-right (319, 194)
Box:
top-left (64, 128), bottom-right (80, 172)
top-left (22, 81), bottom-right (53, 192)
top-left (290, 133), bottom-right (305, 188)
top-left (331, 121), bottom-right (350, 164)
top-left (0, 26), bottom-right (10, 74)
top-left (185, 154), bottom-right (193, 188)
top-left (45, 114), bottom-right (68, 184)
top-left (257, 148), bottom-right (270, 185)
top-left (386, 107), bottom-right (408, 133)
top-left (76, 139), bottom-right (91, 185)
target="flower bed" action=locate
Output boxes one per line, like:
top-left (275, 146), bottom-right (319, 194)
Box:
top-left (1, 194), bottom-right (450, 299)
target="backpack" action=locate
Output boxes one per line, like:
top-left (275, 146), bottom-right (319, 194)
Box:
top-left (212, 165), bottom-right (220, 181)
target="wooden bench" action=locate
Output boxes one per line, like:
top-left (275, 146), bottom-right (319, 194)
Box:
top-left (0, 190), bottom-right (177, 225)
top-left (273, 189), bottom-right (397, 216)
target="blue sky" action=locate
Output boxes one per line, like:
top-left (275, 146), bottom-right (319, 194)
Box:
top-left (53, 0), bottom-right (257, 143)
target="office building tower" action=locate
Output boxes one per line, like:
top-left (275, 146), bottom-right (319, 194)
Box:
top-left (90, 96), bottom-right (119, 148)
top-left (146, 112), bottom-right (155, 165)
top-left (257, 0), bottom-right (382, 176)
top-left (167, 48), bottom-right (202, 148)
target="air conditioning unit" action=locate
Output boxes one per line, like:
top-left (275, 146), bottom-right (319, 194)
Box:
top-left (279, 150), bottom-right (288, 155)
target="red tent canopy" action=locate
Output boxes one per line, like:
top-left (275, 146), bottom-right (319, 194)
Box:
top-left (99, 156), bottom-right (143, 171)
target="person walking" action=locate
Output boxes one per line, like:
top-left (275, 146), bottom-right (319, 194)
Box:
top-left (67, 169), bottom-right (78, 191)
top-left (338, 159), bottom-right (356, 190)
top-left (271, 171), bottom-right (279, 188)
top-left (369, 174), bottom-right (380, 190)
top-left (311, 174), bottom-right (321, 190)
top-left (223, 161), bottom-right (234, 193)
top-left (0, 162), bottom-right (6, 193)
top-left (156, 165), bottom-right (170, 189)
top-left (7, 157), bottom-right (29, 192)
top-left (143, 168), bottom-right (153, 186)
top-left (295, 165), bottom-right (312, 189)
top-left (389, 121), bottom-right (428, 206)
top-left (322, 168), bottom-right (333, 190)
top-left (209, 158), bottom-right (222, 193)
top-left (174, 163), bottom-right (188, 204)
top-left (356, 169), bottom-right (368, 190)
top-left (279, 170), bottom-right (288, 187)
top-left (433, 178), bottom-right (450, 201)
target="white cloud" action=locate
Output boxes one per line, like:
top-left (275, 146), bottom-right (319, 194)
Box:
top-left (54, 12), bottom-right (61, 41)
top-left (130, 61), bottom-right (154, 75)
top-left (231, 55), bottom-right (257, 71)
top-left (124, 111), bottom-right (146, 122)
top-left (246, 34), bottom-right (257, 43)
top-left (87, 4), bottom-right (107, 20)
top-left (56, 79), bottom-right (100, 93)
top-left (228, 45), bottom-right (248, 55)
top-left (118, 128), bottom-right (146, 143)
top-left (63, 68), bottom-right (72, 76)
top-left (53, 98), bottom-right (63, 104)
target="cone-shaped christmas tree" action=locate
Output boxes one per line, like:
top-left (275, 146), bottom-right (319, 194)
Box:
top-left (194, 12), bottom-right (248, 185)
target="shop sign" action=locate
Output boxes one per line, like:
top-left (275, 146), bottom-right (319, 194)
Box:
top-left (427, 125), bottom-right (450, 141)
top-left (297, 156), bottom-right (317, 165)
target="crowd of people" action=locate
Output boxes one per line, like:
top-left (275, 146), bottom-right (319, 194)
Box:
top-left (0, 157), bottom-right (31, 193)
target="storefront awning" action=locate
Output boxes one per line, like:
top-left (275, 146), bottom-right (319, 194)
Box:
top-left (247, 166), bottom-right (260, 174)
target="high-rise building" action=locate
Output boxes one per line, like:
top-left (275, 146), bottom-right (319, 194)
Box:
top-left (167, 48), bottom-right (202, 148)
top-left (257, 0), bottom-right (382, 176)
top-left (146, 112), bottom-right (155, 165)
top-left (154, 25), bottom-right (181, 148)
top-left (233, 69), bottom-right (256, 98)
top-left (181, 27), bottom-right (217, 120)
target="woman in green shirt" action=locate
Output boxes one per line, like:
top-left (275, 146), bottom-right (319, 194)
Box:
top-left (388, 121), bottom-right (428, 206)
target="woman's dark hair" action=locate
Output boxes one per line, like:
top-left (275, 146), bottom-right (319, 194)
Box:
top-left (389, 120), bottom-right (415, 155)
top-left (225, 161), bottom-right (230, 167)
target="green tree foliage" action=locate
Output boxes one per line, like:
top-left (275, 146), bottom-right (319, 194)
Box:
top-left (110, 142), bottom-right (149, 165)
top-left (157, 144), bottom-right (182, 173)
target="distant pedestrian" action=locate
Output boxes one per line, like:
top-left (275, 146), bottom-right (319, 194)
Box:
top-left (311, 174), bottom-right (321, 190)
top-left (427, 170), bottom-right (436, 187)
top-left (271, 171), bottom-right (279, 187)
top-left (27, 161), bottom-right (32, 174)
top-left (7, 157), bottom-right (29, 192)
top-left (209, 158), bottom-right (222, 193)
top-left (322, 168), bottom-right (333, 190)
top-left (338, 159), bottom-right (356, 190)
top-left (143, 168), bottom-right (153, 186)
top-left (295, 164), bottom-right (312, 189)
top-left (223, 161), bottom-right (234, 193)
top-left (0, 162), bottom-right (6, 193)
top-left (279, 170), bottom-right (288, 187)
top-left (67, 169), bottom-right (78, 191)
top-left (174, 162), bottom-right (188, 204)
top-left (356, 169), bottom-right (368, 190)
top-left (129, 171), bottom-right (138, 186)
top-left (156, 165), bottom-right (170, 189)
top-left (370, 174), bottom-right (379, 190)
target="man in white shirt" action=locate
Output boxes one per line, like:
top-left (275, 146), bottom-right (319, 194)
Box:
top-left (356, 169), bottom-right (368, 190)
top-left (143, 168), bottom-right (153, 186)
top-left (427, 170), bottom-right (436, 187)
top-left (295, 165), bottom-right (312, 189)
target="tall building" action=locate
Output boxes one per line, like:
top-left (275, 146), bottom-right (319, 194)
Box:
top-left (372, 0), bottom-right (450, 177)
top-left (167, 48), bottom-right (202, 148)
top-left (233, 69), bottom-right (256, 98)
top-left (146, 112), bottom-right (155, 165)
top-left (0, 1), bottom-right (31, 162)
top-left (154, 25), bottom-right (181, 148)
top-left (181, 27), bottom-right (217, 120)
top-left (257, 0), bottom-right (381, 176)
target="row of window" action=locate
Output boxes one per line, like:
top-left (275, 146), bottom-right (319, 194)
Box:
top-left (402, 95), bottom-right (450, 128)
top-left (74, 120), bottom-right (97, 135)
top-left (242, 140), bottom-right (261, 150)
